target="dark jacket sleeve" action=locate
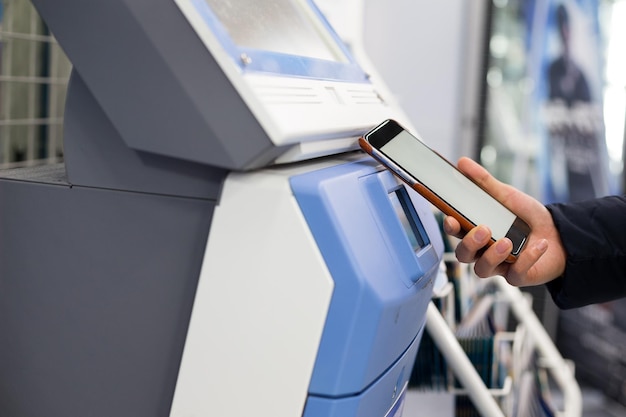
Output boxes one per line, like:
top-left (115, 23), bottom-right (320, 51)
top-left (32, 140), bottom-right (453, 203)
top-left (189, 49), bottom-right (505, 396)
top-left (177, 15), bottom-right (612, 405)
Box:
top-left (545, 196), bottom-right (626, 309)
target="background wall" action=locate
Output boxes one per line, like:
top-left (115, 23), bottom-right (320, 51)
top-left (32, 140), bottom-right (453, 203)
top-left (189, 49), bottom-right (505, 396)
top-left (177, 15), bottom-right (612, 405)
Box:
top-left (317, 0), bottom-right (489, 162)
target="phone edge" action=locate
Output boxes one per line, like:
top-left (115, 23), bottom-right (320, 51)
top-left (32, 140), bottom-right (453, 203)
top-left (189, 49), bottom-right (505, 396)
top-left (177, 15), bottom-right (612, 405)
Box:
top-left (359, 131), bottom-right (527, 264)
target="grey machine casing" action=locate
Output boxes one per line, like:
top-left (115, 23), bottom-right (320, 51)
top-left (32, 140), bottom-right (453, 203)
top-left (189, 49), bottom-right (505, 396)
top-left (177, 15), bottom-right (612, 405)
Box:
top-left (0, 0), bottom-right (293, 415)
top-left (0, 0), bottom-right (401, 414)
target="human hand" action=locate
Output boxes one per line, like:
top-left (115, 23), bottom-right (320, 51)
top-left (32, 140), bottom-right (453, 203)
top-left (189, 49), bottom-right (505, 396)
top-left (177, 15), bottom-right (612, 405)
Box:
top-left (442, 157), bottom-right (566, 287)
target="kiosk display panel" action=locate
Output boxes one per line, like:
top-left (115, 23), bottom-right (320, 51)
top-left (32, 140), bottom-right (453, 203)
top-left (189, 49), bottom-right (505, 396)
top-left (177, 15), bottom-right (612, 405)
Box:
top-left (203, 0), bottom-right (350, 66)
top-left (190, 0), bottom-right (361, 80)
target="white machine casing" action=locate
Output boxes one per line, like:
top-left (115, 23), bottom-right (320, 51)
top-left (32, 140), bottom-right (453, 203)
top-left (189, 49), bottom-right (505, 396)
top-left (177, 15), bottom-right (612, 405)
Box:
top-left (170, 154), bottom-right (444, 417)
top-left (169, 159), bottom-right (337, 417)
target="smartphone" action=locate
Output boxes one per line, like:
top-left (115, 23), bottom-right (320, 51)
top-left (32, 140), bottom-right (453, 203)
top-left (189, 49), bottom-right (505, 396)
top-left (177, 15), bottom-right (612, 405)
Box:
top-left (359, 119), bottom-right (530, 263)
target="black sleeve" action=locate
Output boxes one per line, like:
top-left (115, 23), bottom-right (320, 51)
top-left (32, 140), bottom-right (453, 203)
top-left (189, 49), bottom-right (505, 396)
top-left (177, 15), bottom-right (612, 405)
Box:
top-left (545, 196), bottom-right (626, 309)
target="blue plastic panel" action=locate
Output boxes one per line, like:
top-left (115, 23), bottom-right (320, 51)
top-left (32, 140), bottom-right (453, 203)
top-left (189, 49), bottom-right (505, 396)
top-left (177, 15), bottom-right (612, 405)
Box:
top-left (303, 328), bottom-right (422, 417)
top-left (290, 158), bottom-right (444, 397)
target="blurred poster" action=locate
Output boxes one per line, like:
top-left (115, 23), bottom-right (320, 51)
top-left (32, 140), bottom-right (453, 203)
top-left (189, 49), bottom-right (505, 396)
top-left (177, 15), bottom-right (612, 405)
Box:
top-left (528, 0), bottom-right (613, 203)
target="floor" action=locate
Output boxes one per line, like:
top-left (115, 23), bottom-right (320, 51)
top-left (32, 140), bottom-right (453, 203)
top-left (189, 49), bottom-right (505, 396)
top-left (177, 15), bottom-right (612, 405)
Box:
top-left (401, 385), bottom-right (626, 417)
top-left (565, 386), bottom-right (626, 417)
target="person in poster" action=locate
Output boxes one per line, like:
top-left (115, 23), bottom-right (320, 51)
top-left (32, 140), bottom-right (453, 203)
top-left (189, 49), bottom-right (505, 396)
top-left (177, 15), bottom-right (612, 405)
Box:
top-left (541, 1), bottom-right (610, 203)
top-left (548, 5), bottom-right (591, 108)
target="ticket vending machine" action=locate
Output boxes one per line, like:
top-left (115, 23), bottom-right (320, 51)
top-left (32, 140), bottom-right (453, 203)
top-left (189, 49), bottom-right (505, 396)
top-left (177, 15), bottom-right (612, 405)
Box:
top-left (0, 1), bottom-right (444, 416)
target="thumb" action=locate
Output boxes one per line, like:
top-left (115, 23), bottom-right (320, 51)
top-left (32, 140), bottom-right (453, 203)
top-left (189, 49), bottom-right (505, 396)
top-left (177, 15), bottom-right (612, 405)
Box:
top-left (456, 157), bottom-right (517, 207)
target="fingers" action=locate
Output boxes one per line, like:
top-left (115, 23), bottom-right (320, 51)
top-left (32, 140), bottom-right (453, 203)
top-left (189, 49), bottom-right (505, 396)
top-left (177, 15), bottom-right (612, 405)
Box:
top-left (454, 225), bottom-right (491, 263)
top-left (443, 216), bottom-right (462, 238)
top-left (443, 158), bottom-right (561, 287)
top-left (472, 238), bottom-right (513, 278)
top-left (472, 237), bottom-right (550, 284)
top-left (505, 239), bottom-right (549, 286)
top-left (449, 222), bottom-right (551, 283)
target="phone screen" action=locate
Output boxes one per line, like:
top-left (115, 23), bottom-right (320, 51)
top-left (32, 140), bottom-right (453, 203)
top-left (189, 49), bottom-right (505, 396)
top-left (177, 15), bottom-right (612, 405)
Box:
top-left (379, 130), bottom-right (516, 240)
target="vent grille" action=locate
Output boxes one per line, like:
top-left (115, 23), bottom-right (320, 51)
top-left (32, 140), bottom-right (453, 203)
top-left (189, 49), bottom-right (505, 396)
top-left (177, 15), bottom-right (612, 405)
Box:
top-left (254, 84), bottom-right (384, 105)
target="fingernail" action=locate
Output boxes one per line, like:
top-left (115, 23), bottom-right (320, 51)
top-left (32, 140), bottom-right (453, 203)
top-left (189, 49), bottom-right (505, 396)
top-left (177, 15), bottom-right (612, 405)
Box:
top-left (535, 239), bottom-right (548, 252)
top-left (474, 227), bottom-right (489, 243)
top-left (496, 239), bottom-right (511, 254)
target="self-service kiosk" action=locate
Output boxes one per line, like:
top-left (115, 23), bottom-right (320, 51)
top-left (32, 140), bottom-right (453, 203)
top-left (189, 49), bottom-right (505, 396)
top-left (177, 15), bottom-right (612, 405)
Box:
top-left (0, 1), bottom-right (444, 416)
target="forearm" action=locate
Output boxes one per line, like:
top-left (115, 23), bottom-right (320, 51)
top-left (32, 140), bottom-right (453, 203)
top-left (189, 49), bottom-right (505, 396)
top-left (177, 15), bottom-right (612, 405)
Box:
top-left (546, 196), bottom-right (626, 308)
